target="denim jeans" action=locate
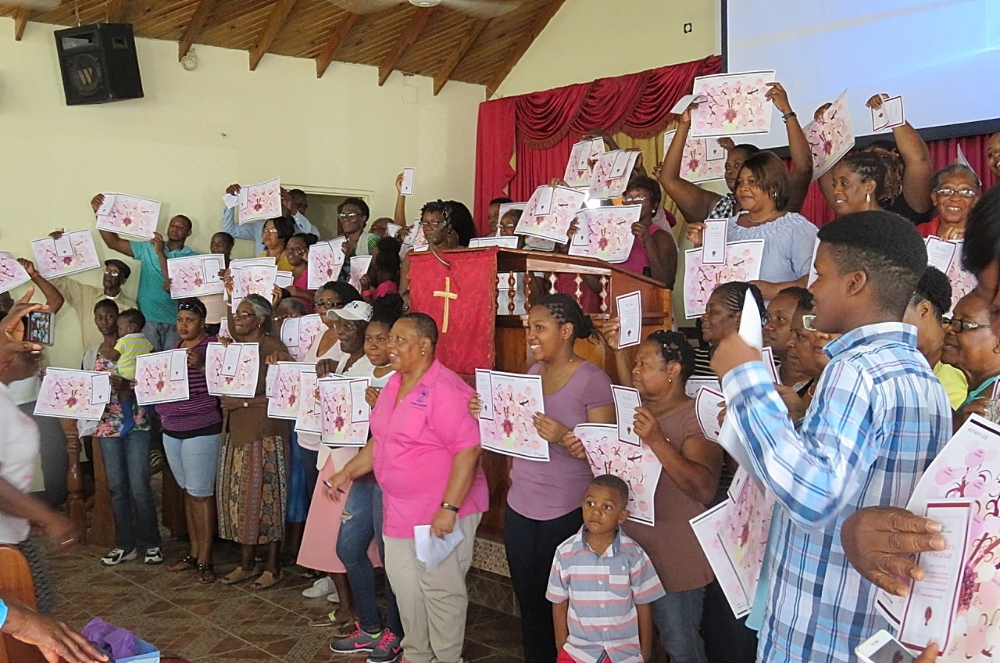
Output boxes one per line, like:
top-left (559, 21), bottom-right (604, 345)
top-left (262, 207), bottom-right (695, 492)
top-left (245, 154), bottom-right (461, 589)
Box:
top-left (99, 430), bottom-right (162, 551)
top-left (651, 587), bottom-right (709, 663)
top-left (336, 481), bottom-right (402, 636)
top-left (141, 320), bottom-right (180, 353)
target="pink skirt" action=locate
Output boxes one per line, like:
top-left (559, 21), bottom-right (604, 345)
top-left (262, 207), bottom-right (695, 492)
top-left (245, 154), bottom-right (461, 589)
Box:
top-left (296, 456), bottom-right (381, 573)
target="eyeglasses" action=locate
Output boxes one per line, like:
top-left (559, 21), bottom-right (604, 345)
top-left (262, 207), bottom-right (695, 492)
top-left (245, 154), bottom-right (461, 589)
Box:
top-left (262, 228), bottom-right (279, 234)
top-left (802, 315), bottom-right (817, 332)
top-left (104, 269), bottom-right (121, 277)
top-left (339, 212), bottom-right (361, 220)
top-left (314, 300), bottom-right (345, 310)
top-left (622, 195), bottom-right (649, 204)
top-left (943, 317), bottom-right (991, 333)
top-left (935, 188), bottom-right (978, 199)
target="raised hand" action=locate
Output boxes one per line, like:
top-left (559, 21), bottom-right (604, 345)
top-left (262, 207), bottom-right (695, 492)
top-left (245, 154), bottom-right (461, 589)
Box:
top-left (764, 82), bottom-right (793, 115)
top-left (90, 194), bottom-right (104, 214)
top-left (717, 137), bottom-right (736, 152)
top-left (225, 183), bottom-right (242, 196)
top-left (865, 93), bottom-right (891, 111)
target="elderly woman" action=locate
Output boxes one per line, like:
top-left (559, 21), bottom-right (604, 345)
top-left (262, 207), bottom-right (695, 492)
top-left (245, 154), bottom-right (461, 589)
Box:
top-left (941, 291), bottom-right (1000, 428)
top-left (217, 294), bottom-right (290, 590)
top-left (609, 330), bottom-right (722, 663)
top-left (330, 312), bottom-right (488, 663)
top-left (159, 298), bottom-right (222, 584)
top-left (660, 82), bottom-right (813, 226)
top-left (689, 152), bottom-right (818, 301)
top-left (917, 164), bottom-right (981, 240)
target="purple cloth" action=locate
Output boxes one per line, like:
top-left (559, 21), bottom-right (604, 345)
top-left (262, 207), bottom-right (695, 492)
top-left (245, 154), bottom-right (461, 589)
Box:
top-left (506, 360), bottom-right (614, 521)
top-left (154, 335), bottom-right (222, 435)
top-left (82, 617), bottom-right (139, 658)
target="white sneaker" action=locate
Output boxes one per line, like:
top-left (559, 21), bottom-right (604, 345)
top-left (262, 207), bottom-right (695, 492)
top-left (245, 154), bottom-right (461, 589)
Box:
top-left (326, 586), bottom-right (342, 603)
top-left (302, 575), bottom-right (336, 598)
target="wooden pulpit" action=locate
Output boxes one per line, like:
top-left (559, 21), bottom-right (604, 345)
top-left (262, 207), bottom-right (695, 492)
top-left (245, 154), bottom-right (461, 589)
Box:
top-left (477, 248), bottom-right (673, 539)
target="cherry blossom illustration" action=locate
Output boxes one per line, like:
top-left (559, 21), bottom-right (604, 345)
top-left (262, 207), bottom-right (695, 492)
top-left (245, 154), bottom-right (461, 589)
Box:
top-left (134, 352), bottom-right (189, 405)
top-left (308, 243), bottom-right (342, 289)
top-left (575, 424), bottom-right (662, 526)
top-left (205, 343), bottom-right (260, 398)
top-left (721, 477), bottom-right (775, 595)
top-left (35, 369), bottom-right (108, 420)
top-left (564, 139), bottom-right (605, 187)
top-left (96, 195), bottom-right (160, 240)
top-left (285, 315), bottom-right (325, 362)
top-left (295, 371), bottom-right (322, 434)
top-left (588, 151), bottom-right (638, 199)
top-left (516, 188), bottom-right (586, 243)
top-left (0, 253), bottom-right (31, 294)
top-left (31, 231), bottom-right (101, 279)
top-left (805, 93), bottom-right (855, 179)
top-left (690, 71), bottom-right (774, 138)
top-left (238, 179), bottom-right (282, 224)
top-left (570, 207), bottom-right (640, 264)
top-left (231, 265), bottom-right (277, 311)
top-left (318, 379), bottom-right (368, 447)
top-left (267, 364), bottom-right (305, 419)
top-left (480, 375), bottom-right (548, 461)
top-left (168, 258), bottom-right (209, 298)
top-left (683, 240), bottom-right (764, 318)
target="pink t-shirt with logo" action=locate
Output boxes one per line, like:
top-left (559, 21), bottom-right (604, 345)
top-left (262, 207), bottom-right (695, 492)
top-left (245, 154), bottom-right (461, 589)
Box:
top-left (371, 360), bottom-right (489, 538)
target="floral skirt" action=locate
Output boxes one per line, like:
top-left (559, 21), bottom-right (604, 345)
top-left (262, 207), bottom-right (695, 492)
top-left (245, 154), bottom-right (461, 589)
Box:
top-left (216, 434), bottom-right (287, 545)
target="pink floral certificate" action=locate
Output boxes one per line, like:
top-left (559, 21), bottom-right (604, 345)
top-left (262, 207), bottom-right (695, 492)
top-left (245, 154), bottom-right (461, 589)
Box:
top-left (308, 239), bottom-right (346, 290)
top-left (588, 150), bottom-right (640, 200)
top-left (0, 252), bottom-right (32, 294)
top-left (568, 205), bottom-right (640, 264)
top-left (167, 254), bottom-right (225, 298)
top-left (683, 240), bottom-right (765, 318)
top-left (876, 414), bottom-right (1000, 663)
top-left (664, 130), bottom-right (727, 184)
top-left (34, 368), bottom-right (110, 421)
top-left (30, 230), bottom-right (101, 279)
top-left (237, 178), bottom-right (282, 225)
top-left (564, 138), bottom-right (605, 188)
top-left (280, 314), bottom-right (326, 362)
top-left (689, 70), bottom-right (775, 138)
top-left (134, 350), bottom-right (190, 406)
top-left (477, 370), bottom-right (548, 462)
top-left (574, 423), bottom-right (661, 526)
top-left (95, 193), bottom-right (160, 240)
top-left (943, 240), bottom-right (977, 316)
top-left (318, 376), bottom-right (371, 448)
top-left (515, 186), bottom-right (587, 244)
top-left (205, 342), bottom-right (259, 398)
top-left (349, 256), bottom-right (372, 292)
top-left (266, 362), bottom-right (312, 420)
top-left (230, 265), bottom-right (277, 312)
top-left (803, 90), bottom-right (855, 180)
top-left (294, 369), bottom-right (322, 434)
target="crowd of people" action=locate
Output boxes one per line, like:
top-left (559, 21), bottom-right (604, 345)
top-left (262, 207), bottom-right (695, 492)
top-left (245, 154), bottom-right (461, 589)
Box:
top-left (1, 86), bottom-right (1000, 663)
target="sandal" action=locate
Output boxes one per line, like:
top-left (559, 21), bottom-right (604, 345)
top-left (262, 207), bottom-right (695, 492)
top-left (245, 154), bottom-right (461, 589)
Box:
top-left (220, 566), bottom-right (256, 585)
top-left (166, 555), bottom-right (197, 572)
top-left (197, 562), bottom-right (216, 584)
top-left (250, 570), bottom-right (281, 591)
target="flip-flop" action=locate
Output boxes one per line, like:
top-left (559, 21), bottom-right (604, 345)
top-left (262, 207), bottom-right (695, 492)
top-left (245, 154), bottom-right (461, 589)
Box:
top-left (220, 566), bottom-right (256, 585)
top-left (166, 555), bottom-right (197, 572)
top-left (250, 570), bottom-right (281, 591)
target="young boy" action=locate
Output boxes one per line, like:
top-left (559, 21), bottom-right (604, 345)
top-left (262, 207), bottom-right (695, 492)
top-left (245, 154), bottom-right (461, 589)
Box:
top-left (546, 474), bottom-right (664, 663)
top-left (108, 308), bottom-right (152, 436)
top-left (710, 211), bottom-right (952, 663)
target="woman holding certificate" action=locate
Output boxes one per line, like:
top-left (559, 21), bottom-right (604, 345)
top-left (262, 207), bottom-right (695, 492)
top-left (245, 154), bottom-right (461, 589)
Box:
top-left (917, 164), bottom-right (981, 240)
top-left (158, 298), bottom-right (222, 584)
top-left (941, 291), bottom-right (1000, 429)
top-left (216, 294), bottom-right (290, 591)
top-left (477, 294), bottom-right (615, 663)
top-left (260, 216), bottom-right (296, 272)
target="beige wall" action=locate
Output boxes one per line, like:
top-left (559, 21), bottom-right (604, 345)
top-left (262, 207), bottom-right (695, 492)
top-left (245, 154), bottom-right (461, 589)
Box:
top-left (495, 0), bottom-right (719, 97)
top-left (0, 20), bottom-right (484, 368)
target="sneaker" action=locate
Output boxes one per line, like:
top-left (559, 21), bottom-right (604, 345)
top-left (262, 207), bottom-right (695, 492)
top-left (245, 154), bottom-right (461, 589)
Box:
top-left (326, 587), bottom-right (342, 602)
top-left (329, 623), bottom-right (380, 654)
top-left (302, 575), bottom-right (335, 599)
top-left (367, 629), bottom-right (403, 663)
top-left (101, 548), bottom-right (137, 566)
top-left (144, 548), bottom-right (164, 565)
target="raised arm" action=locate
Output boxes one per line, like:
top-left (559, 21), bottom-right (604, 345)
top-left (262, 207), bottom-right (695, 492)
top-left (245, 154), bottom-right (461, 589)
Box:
top-left (867, 94), bottom-right (934, 213)
top-left (767, 82), bottom-right (814, 212)
top-left (393, 172), bottom-right (407, 226)
top-left (92, 194), bottom-right (133, 258)
top-left (17, 259), bottom-right (64, 314)
top-left (657, 109), bottom-right (723, 225)
top-left (220, 184), bottom-right (259, 242)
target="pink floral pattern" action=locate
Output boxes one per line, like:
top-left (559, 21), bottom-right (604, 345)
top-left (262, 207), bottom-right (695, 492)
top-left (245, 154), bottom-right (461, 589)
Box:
top-left (588, 150), bottom-right (639, 199)
top-left (804, 91), bottom-right (855, 179)
top-left (205, 342), bottom-right (260, 398)
top-left (574, 423), bottom-right (661, 526)
top-left (30, 230), bottom-right (101, 279)
top-left (133, 350), bottom-right (189, 405)
top-left (689, 71), bottom-right (774, 138)
top-left (515, 186), bottom-right (587, 243)
top-left (95, 193), bottom-right (160, 240)
top-left (294, 369), bottom-right (322, 434)
top-left (0, 252), bottom-right (31, 294)
top-left (478, 372), bottom-right (548, 461)
top-left (167, 255), bottom-right (225, 298)
top-left (568, 206), bottom-right (640, 264)
top-left (683, 240), bottom-right (764, 318)
top-left (664, 130), bottom-right (727, 183)
top-left (318, 378), bottom-right (369, 447)
top-left (266, 362), bottom-right (309, 420)
top-left (35, 367), bottom-right (110, 421)
top-left (307, 241), bottom-right (344, 290)
top-left (564, 138), bottom-right (605, 188)
top-left (231, 265), bottom-right (277, 312)
top-left (237, 178), bottom-right (282, 225)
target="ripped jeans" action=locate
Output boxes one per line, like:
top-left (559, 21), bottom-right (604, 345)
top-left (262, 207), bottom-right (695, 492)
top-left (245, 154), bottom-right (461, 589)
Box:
top-left (336, 480), bottom-right (402, 636)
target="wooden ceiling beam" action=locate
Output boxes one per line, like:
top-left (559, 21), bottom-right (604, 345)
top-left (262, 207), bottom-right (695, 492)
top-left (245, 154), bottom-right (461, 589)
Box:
top-left (13, 7), bottom-right (30, 41)
top-left (249, 0), bottom-right (299, 71)
top-left (315, 11), bottom-right (359, 79)
top-left (105, 0), bottom-right (129, 23)
top-left (486, 0), bottom-right (565, 98)
top-left (433, 17), bottom-right (489, 96)
top-left (178, 0), bottom-right (218, 61)
top-left (377, 6), bottom-right (435, 87)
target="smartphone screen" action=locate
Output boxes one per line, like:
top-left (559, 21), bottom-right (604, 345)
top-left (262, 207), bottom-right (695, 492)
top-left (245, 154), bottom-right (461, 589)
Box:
top-left (26, 310), bottom-right (54, 346)
top-left (861, 640), bottom-right (916, 663)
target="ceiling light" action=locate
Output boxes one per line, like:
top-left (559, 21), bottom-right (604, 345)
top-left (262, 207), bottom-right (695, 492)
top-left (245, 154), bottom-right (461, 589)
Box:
top-left (409, 0), bottom-right (442, 7)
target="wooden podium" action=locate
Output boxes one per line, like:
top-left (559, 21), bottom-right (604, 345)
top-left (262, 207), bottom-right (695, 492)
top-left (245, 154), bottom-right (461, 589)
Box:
top-left (477, 248), bottom-right (673, 538)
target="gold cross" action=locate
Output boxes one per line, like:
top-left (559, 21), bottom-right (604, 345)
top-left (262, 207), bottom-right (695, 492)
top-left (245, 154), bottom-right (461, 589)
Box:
top-left (433, 276), bottom-right (458, 333)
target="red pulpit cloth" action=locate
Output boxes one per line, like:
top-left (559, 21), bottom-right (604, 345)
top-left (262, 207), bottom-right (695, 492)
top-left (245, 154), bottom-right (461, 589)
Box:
top-left (408, 248), bottom-right (498, 376)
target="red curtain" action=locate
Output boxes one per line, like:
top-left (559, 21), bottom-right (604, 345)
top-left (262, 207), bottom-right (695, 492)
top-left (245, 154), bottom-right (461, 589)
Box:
top-left (474, 55), bottom-right (723, 234)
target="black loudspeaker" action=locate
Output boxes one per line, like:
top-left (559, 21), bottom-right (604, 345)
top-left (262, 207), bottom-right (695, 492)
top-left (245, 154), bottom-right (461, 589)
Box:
top-left (54, 23), bottom-right (144, 106)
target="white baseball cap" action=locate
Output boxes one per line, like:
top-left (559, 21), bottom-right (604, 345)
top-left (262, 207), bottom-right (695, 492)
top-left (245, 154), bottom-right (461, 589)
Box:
top-left (326, 300), bottom-right (373, 322)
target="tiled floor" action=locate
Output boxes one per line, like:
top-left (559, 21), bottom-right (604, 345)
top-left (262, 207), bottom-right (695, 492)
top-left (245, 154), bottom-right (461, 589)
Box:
top-left (46, 538), bottom-right (525, 663)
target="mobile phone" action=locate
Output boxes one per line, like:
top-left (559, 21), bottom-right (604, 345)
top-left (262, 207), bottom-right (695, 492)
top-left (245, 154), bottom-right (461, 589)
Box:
top-left (856, 630), bottom-right (916, 663)
top-left (25, 310), bottom-right (54, 346)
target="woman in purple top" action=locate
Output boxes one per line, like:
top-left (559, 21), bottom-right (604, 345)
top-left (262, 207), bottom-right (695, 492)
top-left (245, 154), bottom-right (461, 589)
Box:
top-left (475, 294), bottom-right (614, 663)
top-left (157, 298), bottom-right (223, 584)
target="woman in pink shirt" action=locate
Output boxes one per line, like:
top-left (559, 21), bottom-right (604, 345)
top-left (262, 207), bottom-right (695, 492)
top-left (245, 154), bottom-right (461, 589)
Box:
top-left (327, 312), bottom-right (488, 663)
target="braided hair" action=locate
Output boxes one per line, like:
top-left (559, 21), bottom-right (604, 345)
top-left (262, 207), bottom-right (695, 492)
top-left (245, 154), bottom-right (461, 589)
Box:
top-left (710, 281), bottom-right (766, 325)
top-left (535, 294), bottom-right (597, 341)
top-left (646, 330), bottom-right (695, 381)
top-left (841, 151), bottom-right (893, 203)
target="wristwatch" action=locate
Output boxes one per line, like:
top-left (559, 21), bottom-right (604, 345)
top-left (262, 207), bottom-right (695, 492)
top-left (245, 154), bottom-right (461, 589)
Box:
top-left (781, 111), bottom-right (797, 123)
top-left (440, 502), bottom-right (460, 513)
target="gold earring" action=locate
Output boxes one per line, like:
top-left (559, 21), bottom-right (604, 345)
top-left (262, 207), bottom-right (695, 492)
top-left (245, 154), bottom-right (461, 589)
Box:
top-left (866, 192), bottom-right (871, 203)
top-left (668, 378), bottom-right (673, 383)
top-left (994, 346), bottom-right (1000, 354)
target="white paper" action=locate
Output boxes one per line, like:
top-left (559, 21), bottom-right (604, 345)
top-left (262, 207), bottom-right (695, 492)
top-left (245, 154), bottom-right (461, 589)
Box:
top-left (205, 342), bottom-right (260, 399)
top-left (349, 255), bottom-right (372, 291)
top-left (34, 369), bottom-right (109, 421)
top-left (385, 222), bottom-right (403, 238)
top-left (738, 291), bottom-right (764, 350)
top-left (702, 219), bottom-right (729, 265)
top-left (351, 379), bottom-right (371, 423)
top-left (690, 502), bottom-right (751, 617)
top-left (203, 256), bottom-right (223, 283)
top-left (478, 370), bottom-right (549, 461)
top-left (267, 362), bottom-right (312, 420)
top-left (53, 235), bottom-right (74, 257)
top-left (169, 349), bottom-right (187, 381)
top-left (925, 236), bottom-right (958, 274)
top-left (761, 346), bottom-right (781, 384)
top-left (872, 95), bottom-right (906, 132)
top-left (610, 151), bottom-right (632, 178)
top-left (685, 378), bottom-right (721, 399)
top-left (134, 350), bottom-right (190, 405)
top-left (475, 369), bottom-right (494, 421)
top-left (612, 386), bottom-right (643, 446)
top-left (616, 291), bottom-right (642, 349)
top-left (265, 363), bottom-right (278, 398)
top-left (230, 264), bottom-right (277, 312)
top-left (516, 187), bottom-right (587, 244)
top-left (0, 253), bottom-right (31, 294)
top-left (275, 270), bottom-right (294, 289)
top-left (682, 240), bottom-right (765, 318)
top-left (589, 151), bottom-right (640, 200)
top-left (167, 254), bottom-right (227, 298)
top-left (30, 230), bottom-right (101, 279)
top-left (695, 387), bottom-right (725, 441)
top-left (221, 344), bottom-right (242, 376)
top-left (806, 237), bottom-right (820, 287)
top-left (294, 369), bottom-right (322, 434)
top-left (281, 317), bottom-right (301, 348)
top-left (956, 145), bottom-right (971, 169)
top-left (237, 177), bottom-right (282, 225)
top-left (95, 194), bottom-right (116, 217)
top-left (689, 71), bottom-right (775, 138)
top-left (90, 374), bottom-right (110, 406)
top-left (469, 236), bottom-right (520, 249)
top-left (400, 168), bottom-right (415, 196)
top-left (413, 524), bottom-right (465, 571)
top-left (527, 185), bottom-right (554, 217)
top-left (308, 238), bottom-right (346, 290)
top-left (568, 205), bottom-right (640, 264)
top-left (574, 423), bottom-right (662, 526)
top-left (669, 93), bottom-right (708, 115)
top-left (223, 193), bottom-right (240, 209)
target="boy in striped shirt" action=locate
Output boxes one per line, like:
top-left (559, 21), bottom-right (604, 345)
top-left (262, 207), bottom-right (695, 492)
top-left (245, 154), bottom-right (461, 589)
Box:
top-left (546, 475), bottom-right (664, 663)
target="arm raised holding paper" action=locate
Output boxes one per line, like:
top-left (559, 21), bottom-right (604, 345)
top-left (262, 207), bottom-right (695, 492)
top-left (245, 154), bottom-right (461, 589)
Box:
top-left (866, 93), bottom-right (934, 216)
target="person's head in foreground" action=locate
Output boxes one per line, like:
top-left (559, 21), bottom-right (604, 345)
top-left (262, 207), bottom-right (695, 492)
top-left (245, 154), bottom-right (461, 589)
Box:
top-left (810, 210), bottom-right (927, 334)
top-left (903, 266), bottom-right (952, 365)
top-left (387, 312), bottom-right (438, 374)
top-left (701, 282), bottom-right (765, 348)
top-left (582, 474), bottom-right (630, 539)
top-left (364, 294), bottom-right (404, 368)
top-left (962, 183), bottom-right (1000, 335)
top-left (497, 209), bottom-right (522, 237)
top-left (987, 132), bottom-right (1000, 180)
top-left (527, 294), bottom-right (597, 364)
